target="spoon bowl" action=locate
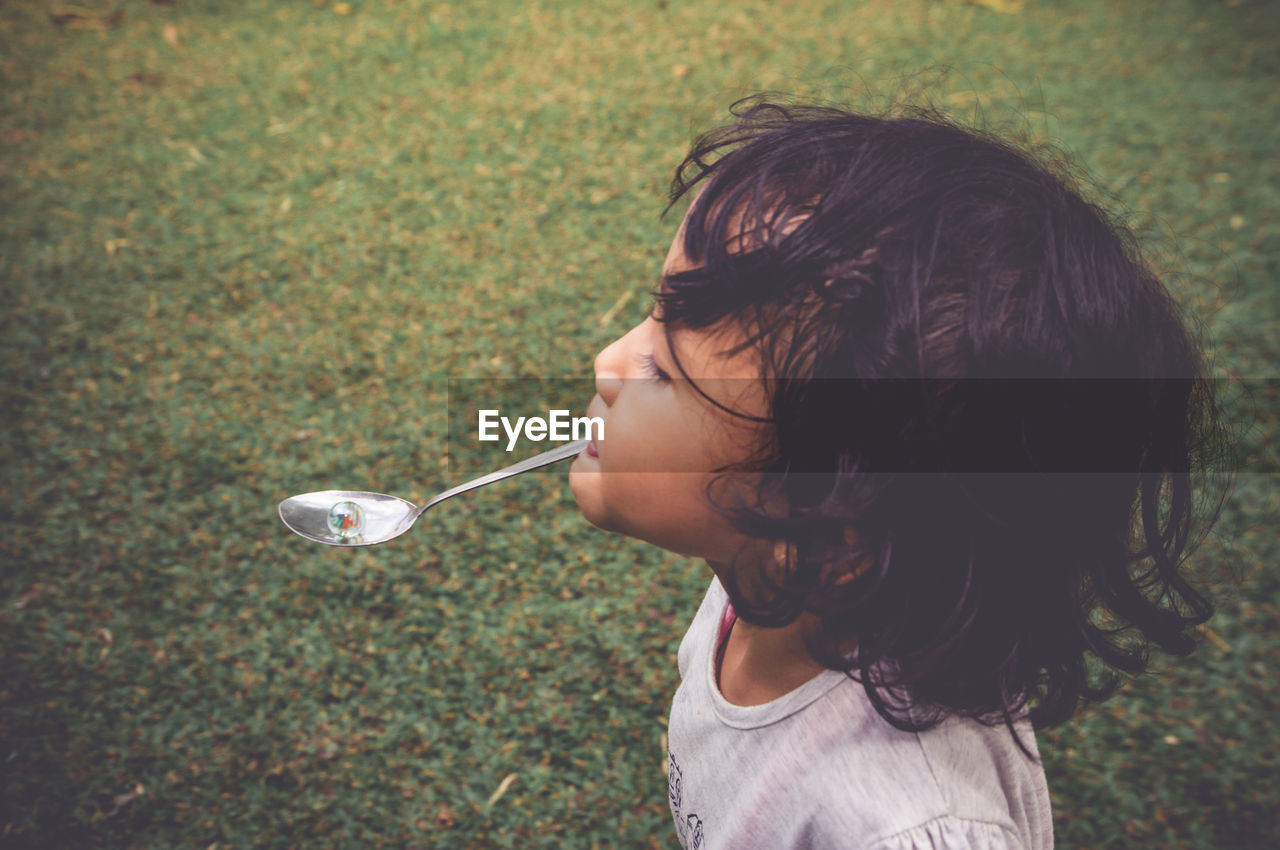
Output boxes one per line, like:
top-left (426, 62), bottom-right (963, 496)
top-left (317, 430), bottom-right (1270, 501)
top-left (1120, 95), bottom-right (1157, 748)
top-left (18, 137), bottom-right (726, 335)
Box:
top-left (278, 439), bottom-right (588, 547)
top-left (278, 489), bottom-right (419, 546)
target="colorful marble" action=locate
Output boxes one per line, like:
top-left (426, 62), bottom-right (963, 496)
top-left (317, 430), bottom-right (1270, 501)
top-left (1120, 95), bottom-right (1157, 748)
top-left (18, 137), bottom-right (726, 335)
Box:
top-left (326, 500), bottom-right (366, 539)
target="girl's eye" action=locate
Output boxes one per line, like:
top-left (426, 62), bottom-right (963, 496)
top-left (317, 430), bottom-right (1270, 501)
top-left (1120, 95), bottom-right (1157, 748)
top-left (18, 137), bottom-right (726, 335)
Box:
top-left (638, 352), bottom-right (671, 383)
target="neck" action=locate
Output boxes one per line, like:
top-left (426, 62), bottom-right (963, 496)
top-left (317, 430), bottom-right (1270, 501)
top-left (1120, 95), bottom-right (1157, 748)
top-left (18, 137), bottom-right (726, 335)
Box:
top-left (708, 562), bottom-right (829, 707)
top-left (719, 616), bottom-right (829, 706)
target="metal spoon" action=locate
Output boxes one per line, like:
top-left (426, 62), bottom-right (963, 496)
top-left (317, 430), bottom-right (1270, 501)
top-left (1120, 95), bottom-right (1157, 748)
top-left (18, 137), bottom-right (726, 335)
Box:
top-left (278, 439), bottom-right (589, 547)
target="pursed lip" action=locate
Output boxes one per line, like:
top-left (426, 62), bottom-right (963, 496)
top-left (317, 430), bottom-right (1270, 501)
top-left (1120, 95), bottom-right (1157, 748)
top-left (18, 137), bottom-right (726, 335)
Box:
top-left (583, 394), bottom-right (606, 459)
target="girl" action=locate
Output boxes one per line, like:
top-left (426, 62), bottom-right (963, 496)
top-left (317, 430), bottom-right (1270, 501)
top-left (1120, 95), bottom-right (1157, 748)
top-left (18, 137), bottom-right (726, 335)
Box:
top-left (568, 100), bottom-right (1224, 849)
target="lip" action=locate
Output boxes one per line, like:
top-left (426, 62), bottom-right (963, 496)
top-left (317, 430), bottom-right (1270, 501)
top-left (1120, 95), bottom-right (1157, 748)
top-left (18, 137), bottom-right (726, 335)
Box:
top-left (581, 394), bottom-right (605, 460)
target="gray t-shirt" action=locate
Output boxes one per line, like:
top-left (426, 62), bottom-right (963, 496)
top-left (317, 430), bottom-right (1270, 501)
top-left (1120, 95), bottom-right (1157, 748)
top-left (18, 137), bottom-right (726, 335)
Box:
top-left (666, 579), bottom-right (1054, 849)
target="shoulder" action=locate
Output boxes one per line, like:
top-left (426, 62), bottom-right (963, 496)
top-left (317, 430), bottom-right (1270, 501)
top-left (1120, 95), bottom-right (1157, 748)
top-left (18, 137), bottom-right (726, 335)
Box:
top-left (863, 815), bottom-right (1031, 850)
top-left (789, 697), bottom-right (1053, 849)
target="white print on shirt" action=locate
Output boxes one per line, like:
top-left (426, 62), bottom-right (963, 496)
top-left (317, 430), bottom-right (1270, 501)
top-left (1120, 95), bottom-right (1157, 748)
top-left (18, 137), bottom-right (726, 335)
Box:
top-left (669, 751), bottom-right (705, 849)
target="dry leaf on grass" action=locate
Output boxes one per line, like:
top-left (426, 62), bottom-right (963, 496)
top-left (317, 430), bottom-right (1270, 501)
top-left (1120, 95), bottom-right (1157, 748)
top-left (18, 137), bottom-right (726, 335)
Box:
top-left (960, 0), bottom-right (1025, 13)
top-left (50, 6), bottom-right (124, 28)
top-left (485, 773), bottom-right (519, 808)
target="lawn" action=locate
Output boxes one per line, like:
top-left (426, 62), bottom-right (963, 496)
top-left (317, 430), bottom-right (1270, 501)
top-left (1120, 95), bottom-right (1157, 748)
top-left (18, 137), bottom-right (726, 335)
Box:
top-left (1, 0), bottom-right (1277, 847)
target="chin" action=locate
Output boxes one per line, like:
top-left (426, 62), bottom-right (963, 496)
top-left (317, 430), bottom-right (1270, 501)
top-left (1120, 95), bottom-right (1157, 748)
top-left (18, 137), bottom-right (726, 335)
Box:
top-left (568, 466), bottom-right (613, 532)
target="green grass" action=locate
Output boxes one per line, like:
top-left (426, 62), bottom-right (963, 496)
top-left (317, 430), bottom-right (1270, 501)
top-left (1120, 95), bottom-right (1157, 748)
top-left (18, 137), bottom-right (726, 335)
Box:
top-left (1, 0), bottom-right (1277, 846)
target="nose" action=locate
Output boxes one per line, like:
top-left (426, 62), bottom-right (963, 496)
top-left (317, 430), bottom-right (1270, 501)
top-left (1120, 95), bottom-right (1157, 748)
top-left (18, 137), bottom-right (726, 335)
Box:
top-left (595, 318), bottom-right (650, 406)
top-left (593, 335), bottom-right (625, 406)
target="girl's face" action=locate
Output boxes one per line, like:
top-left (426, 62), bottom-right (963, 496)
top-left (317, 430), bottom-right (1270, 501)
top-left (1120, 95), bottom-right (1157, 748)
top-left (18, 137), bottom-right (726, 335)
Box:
top-left (569, 222), bottom-right (769, 563)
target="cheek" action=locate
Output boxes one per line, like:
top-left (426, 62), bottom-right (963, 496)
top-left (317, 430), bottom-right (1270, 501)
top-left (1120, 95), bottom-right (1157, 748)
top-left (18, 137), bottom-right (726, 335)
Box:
top-left (599, 404), bottom-right (712, 476)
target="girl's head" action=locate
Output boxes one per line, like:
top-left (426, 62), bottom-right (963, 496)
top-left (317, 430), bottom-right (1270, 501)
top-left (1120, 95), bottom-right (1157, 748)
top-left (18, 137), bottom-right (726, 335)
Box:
top-left (571, 99), bottom-right (1226, 735)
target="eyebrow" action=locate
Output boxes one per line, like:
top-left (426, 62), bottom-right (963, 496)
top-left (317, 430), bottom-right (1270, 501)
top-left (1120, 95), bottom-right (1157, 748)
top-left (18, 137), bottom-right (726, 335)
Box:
top-left (648, 282), bottom-right (667, 321)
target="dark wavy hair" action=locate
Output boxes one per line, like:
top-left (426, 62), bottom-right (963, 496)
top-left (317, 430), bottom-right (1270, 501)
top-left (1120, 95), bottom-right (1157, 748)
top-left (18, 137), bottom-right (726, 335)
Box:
top-left (655, 99), bottom-right (1229, 751)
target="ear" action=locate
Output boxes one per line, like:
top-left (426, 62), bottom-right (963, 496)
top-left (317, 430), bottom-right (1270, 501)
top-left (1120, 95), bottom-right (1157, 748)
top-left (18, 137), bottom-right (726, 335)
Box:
top-left (831, 528), bottom-right (874, 586)
top-left (775, 530), bottom-right (873, 584)
top-left (773, 539), bottom-right (796, 571)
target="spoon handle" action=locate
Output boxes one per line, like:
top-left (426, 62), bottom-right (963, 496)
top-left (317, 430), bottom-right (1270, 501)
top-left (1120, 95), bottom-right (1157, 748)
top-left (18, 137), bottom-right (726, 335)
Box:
top-left (416, 439), bottom-right (589, 516)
